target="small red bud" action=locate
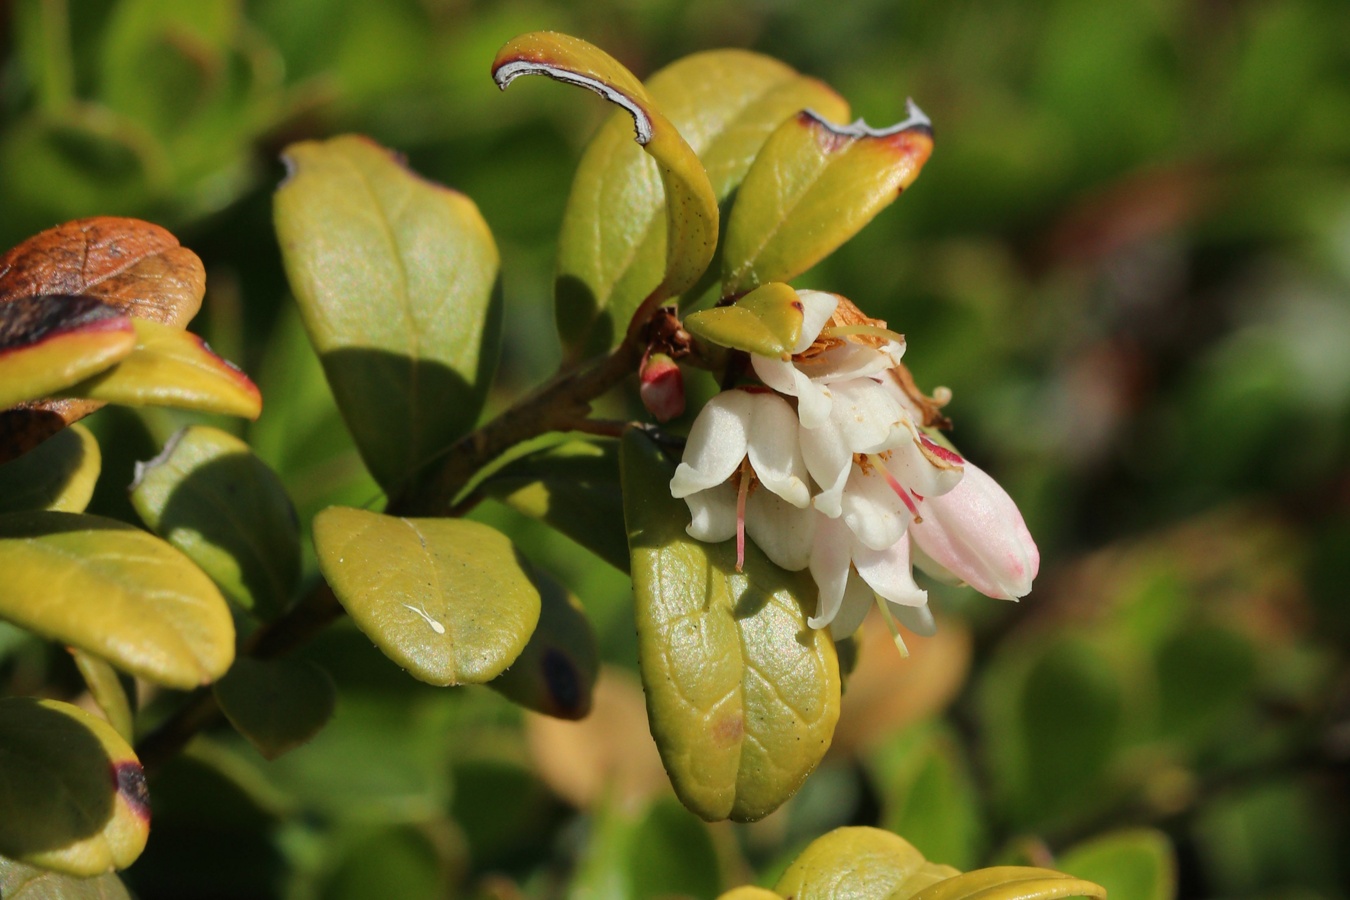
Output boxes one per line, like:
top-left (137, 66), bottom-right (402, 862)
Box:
top-left (639, 353), bottom-right (685, 422)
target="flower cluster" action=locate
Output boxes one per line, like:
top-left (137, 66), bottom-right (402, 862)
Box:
top-left (670, 290), bottom-right (1038, 640)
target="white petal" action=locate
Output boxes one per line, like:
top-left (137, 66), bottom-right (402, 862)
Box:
top-left (811, 340), bottom-right (903, 382)
top-left (684, 483), bottom-right (737, 543)
top-left (669, 390), bottom-right (753, 498)
top-left (841, 467), bottom-right (908, 551)
top-left (751, 354), bottom-right (799, 396)
top-left (886, 421), bottom-right (964, 500)
top-left (808, 515), bottom-right (853, 629)
top-left (829, 378), bottom-right (907, 453)
top-left (799, 418), bottom-right (852, 517)
top-left (746, 393), bottom-right (810, 507)
top-left (751, 354), bottom-right (833, 427)
top-left (793, 290), bottom-right (840, 353)
top-left (746, 490), bottom-right (814, 570)
top-left (828, 573), bottom-right (875, 639)
top-left (888, 600), bottom-right (937, 637)
top-left (854, 538), bottom-right (928, 608)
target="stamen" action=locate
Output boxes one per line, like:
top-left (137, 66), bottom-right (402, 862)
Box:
top-left (821, 324), bottom-right (906, 344)
top-left (735, 458), bottom-right (750, 572)
top-left (875, 594), bottom-right (910, 658)
top-left (868, 454), bottom-right (923, 523)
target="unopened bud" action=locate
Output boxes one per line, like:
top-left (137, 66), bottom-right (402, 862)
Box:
top-left (639, 353), bottom-right (685, 422)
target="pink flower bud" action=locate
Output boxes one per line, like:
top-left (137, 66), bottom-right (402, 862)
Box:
top-left (909, 460), bottom-right (1039, 600)
top-left (640, 353), bottom-right (685, 422)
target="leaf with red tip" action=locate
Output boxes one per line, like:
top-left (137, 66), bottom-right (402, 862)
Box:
top-left (0, 295), bottom-right (135, 409)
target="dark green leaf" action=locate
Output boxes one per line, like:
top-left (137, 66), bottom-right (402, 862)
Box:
top-left (489, 569), bottom-right (598, 719)
top-left (214, 657), bottom-right (337, 760)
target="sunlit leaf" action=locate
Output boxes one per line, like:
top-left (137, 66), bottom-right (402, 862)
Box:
top-left (130, 425), bottom-right (299, 619)
top-left (490, 569), bottom-right (598, 719)
top-left (481, 439), bottom-right (628, 571)
top-left (1057, 830), bottom-right (1176, 900)
top-left (773, 826), bottom-right (955, 900)
top-left (0, 855), bottom-right (132, 899)
top-left (0, 217), bottom-right (206, 462)
top-left (60, 319), bottom-right (261, 419)
top-left (71, 649), bottom-right (136, 744)
top-left (214, 657), bottom-right (337, 760)
top-left (0, 511), bottom-right (235, 688)
top-left (0, 295), bottom-right (135, 409)
top-left (621, 428), bottom-right (839, 822)
top-left (683, 281), bottom-right (804, 356)
top-left (274, 135), bottom-right (501, 491)
top-left (908, 866), bottom-right (1107, 900)
top-left (722, 106), bottom-right (933, 297)
top-left (494, 31), bottom-right (717, 354)
top-left (545, 45), bottom-right (848, 357)
top-left (717, 889), bottom-right (782, 900)
top-left (0, 698), bottom-right (149, 876)
top-left (0, 422), bottom-right (101, 514)
top-left (313, 506), bottom-right (539, 686)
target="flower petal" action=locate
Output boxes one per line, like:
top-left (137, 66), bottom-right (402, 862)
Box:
top-left (853, 538), bottom-right (928, 608)
top-left (793, 290), bottom-right (840, 354)
top-left (746, 392), bottom-right (811, 507)
top-left (808, 515), bottom-right (853, 629)
top-left (800, 418), bottom-right (852, 517)
top-left (828, 573), bottom-right (875, 639)
top-left (886, 421), bottom-right (964, 499)
top-left (841, 467), bottom-right (908, 551)
top-left (829, 378), bottom-right (907, 453)
top-left (746, 490), bottom-right (815, 571)
top-left (888, 600), bottom-right (937, 637)
top-left (683, 482), bottom-right (737, 543)
top-left (751, 354), bottom-right (832, 428)
top-left (669, 390), bottom-right (753, 498)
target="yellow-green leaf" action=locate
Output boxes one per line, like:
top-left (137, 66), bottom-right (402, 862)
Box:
top-left (274, 135), bottom-right (501, 492)
top-left (71, 649), bottom-right (136, 743)
top-left (621, 428), bottom-right (839, 822)
top-left (0, 511), bottom-right (235, 688)
top-left (58, 318), bottom-right (261, 419)
top-left (313, 507), bottom-right (540, 686)
top-left (773, 827), bottom-right (955, 900)
top-left (683, 282), bottom-right (804, 356)
top-left (489, 569), bottom-right (598, 720)
top-left (541, 45), bottom-right (847, 358)
top-left (1056, 829), bottom-right (1176, 900)
top-left (495, 31), bottom-right (718, 352)
top-left (718, 889), bottom-right (782, 900)
top-left (0, 698), bottom-right (149, 876)
top-left (130, 425), bottom-right (300, 619)
top-left (213, 657), bottom-right (337, 760)
top-left (0, 295), bottom-right (135, 409)
top-left (0, 855), bottom-right (132, 899)
top-left (908, 867), bottom-right (1107, 900)
top-left (722, 106), bottom-right (933, 297)
top-left (0, 422), bottom-right (101, 514)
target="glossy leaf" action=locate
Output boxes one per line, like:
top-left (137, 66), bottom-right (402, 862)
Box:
top-left (481, 439), bottom-right (628, 571)
top-left (0, 217), bottom-right (206, 462)
top-left (621, 428), bottom-right (839, 822)
top-left (313, 506), bottom-right (540, 686)
top-left (683, 282), bottom-right (804, 356)
top-left (214, 657), bottom-right (337, 760)
top-left (0, 856), bottom-right (132, 900)
top-left (722, 106), bottom-right (934, 297)
top-left (908, 867), bottom-right (1107, 900)
top-left (274, 135), bottom-right (501, 491)
top-left (549, 46), bottom-right (849, 357)
top-left (59, 319), bottom-right (261, 419)
top-left (0, 511), bottom-right (235, 688)
top-left (0, 295), bottom-right (135, 409)
top-left (494, 31), bottom-right (717, 349)
top-left (130, 425), bottom-right (300, 619)
top-left (773, 827), bottom-right (956, 900)
top-left (717, 890), bottom-right (782, 900)
top-left (71, 649), bottom-right (136, 744)
top-left (0, 422), bottom-right (101, 514)
top-left (0, 698), bottom-right (150, 876)
top-left (1056, 830), bottom-right (1176, 900)
top-left (490, 569), bottom-right (599, 719)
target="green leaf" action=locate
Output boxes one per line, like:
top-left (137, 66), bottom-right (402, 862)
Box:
top-left (0, 295), bottom-right (135, 409)
top-left (0, 422), bottom-right (101, 514)
top-left (274, 134), bottom-right (501, 492)
top-left (71, 649), bottom-right (136, 744)
top-left (489, 569), bottom-right (598, 719)
top-left (130, 425), bottom-right (300, 619)
top-left (494, 32), bottom-right (718, 352)
top-left (571, 796), bottom-right (723, 900)
top-left (213, 657), bottom-right (337, 760)
top-left (0, 511), bottom-right (235, 688)
top-left (481, 438), bottom-right (629, 571)
top-left (0, 698), bottom-right (149, 876)
top-left (1056, 830), bottom-right (1176, 900)
top-left (722, 107), bottom-right (933, 297)
top-left (772, 827), bottom-right (956, 900)
top-left (59, 319), bottom-right (262, 420)
top-left (0, 855), bottom-right (132, 899)
top-left (684, 282), bottom-right (804, 356)
top-left (546, 46), bottom-right (849, 358)
top-left (313, 506), bottom-right (540, 686)
top-left (718, 889), bottom-right (782, 900)
top-left (317, 825), bottom-right (450, 900)
top-left (908, 867), bottom-right (1107, 900)
top-left (871, 723), bottom-right (985, 870)
top-left (621, 428), bottom-right (839, 822)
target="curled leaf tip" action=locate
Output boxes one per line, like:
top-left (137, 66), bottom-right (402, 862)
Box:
top-left (492, 60), bottom-right (653, 146)
top-left (802, 96), bottom-right (934, 138)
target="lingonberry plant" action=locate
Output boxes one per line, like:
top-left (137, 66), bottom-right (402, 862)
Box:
top-left (0, 31), bottom-right (1100, 899)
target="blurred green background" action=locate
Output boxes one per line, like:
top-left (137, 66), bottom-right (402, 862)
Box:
top-left (2, 0), bottom-right (1348, 898)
